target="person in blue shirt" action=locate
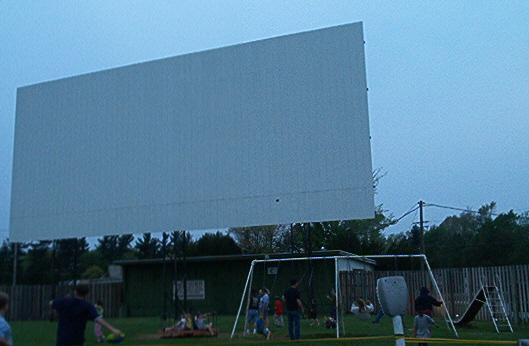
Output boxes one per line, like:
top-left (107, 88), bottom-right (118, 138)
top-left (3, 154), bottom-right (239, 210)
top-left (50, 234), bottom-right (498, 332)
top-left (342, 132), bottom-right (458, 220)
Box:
top-left (259, 288), bottom-right (270, 328)
top-left (51, 284), bottom-right (122, 346)
top-left (0, 292), bottom-right (13, 346)
top-left (255, 313), bottom-right (272, 340)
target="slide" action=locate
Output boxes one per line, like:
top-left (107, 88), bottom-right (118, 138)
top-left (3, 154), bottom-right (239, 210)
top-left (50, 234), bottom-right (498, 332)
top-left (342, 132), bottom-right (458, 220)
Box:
top-left (453, 287), bottom-right (495, 325)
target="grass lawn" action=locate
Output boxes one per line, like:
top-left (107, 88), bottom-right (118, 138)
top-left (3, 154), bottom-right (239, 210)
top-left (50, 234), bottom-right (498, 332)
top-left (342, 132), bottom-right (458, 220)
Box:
top-left (10, 314), bottom-right (529, 345)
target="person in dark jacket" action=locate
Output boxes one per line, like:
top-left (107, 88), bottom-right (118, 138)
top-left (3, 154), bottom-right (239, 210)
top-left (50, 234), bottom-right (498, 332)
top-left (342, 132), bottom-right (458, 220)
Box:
top-left (414, 287), bottom-right (443, 317)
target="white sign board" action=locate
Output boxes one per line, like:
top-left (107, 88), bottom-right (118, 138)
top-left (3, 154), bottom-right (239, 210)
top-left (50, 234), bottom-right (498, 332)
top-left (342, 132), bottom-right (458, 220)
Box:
top-left (10, 22), bottom-right (374, 241)
top-left (174, 280), bottom-right (205, 300)
top-left (267, 267), bottom-right (278, 275)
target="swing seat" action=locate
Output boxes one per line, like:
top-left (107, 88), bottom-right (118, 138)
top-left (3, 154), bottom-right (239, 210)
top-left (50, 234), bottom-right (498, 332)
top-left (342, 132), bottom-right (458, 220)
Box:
top-left (160, 328), bottom-right (219, 338)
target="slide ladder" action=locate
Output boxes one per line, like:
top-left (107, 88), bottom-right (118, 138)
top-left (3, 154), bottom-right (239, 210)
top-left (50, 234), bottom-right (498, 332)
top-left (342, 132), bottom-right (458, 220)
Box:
top-left (481, 276), bottom-right (513, 333)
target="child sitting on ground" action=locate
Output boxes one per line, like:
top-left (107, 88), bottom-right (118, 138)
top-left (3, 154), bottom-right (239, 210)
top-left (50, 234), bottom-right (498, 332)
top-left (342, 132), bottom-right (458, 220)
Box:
top-left (413, 308), bottom-right (439, 346)
top-left (324, 315), bottom-right (336, 329)
top-left (255, 312), bottom-right (272, 340)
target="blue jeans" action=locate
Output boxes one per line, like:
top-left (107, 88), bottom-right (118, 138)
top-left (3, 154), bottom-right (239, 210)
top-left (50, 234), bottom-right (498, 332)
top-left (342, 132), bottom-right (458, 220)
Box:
top-left (247, 309), bottom-right (259, 323)
top-left (374, 309), bottom-right (384, 323)
top-left (287, 310), bottom-right (300, 340)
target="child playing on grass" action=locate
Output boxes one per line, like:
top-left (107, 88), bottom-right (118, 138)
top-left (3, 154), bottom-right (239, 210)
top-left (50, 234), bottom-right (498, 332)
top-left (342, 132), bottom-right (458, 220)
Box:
top-left (413, 308), bottom-right (439, 346)
top-left (324, 315), bottom-right (336, 329)
top-left (94, 300), bottom-right (105, 343)
top-left (273, 296), bottom-right (284, 327)
top-left (309, 298), bottom-right (320, 326)
top-left (255, 312), bottom-right (272, 340)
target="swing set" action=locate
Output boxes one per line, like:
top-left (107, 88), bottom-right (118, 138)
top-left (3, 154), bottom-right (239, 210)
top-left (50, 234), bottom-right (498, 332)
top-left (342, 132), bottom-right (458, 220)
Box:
top-left (231, 254), bottom-right (459, 340)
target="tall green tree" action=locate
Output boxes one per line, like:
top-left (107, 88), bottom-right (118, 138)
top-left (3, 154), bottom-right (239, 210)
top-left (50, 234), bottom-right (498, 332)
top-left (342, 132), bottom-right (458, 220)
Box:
top-left (135, 233), bottom-right (160, 259)
top-left (229, 225), bottom-right (287, 254)
top-left (22, 241), bottom-right (52, 284)
top-left (195, 232), bottom-right (241, 256)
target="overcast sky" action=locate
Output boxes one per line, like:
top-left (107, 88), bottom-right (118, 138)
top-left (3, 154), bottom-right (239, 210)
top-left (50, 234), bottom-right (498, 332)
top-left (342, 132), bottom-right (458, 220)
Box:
top-left (1, 1), bottom-right (528, 242)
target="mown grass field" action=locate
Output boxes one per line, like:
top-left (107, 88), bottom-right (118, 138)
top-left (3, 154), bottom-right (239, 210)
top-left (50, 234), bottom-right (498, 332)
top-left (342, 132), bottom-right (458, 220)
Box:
top-left (10, 314), bottom-right (529, 345)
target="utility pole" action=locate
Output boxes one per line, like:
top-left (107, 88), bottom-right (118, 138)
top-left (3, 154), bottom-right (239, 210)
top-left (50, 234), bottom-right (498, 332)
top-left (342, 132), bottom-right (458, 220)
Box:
top-left (182, 231), bottom-right (188, 314)
top-left (419, 200), bottom-right (426, 282)
top-left (419, 200), bottom-right (425, 255)
top-left (161, 232), bottom-right (168, 326)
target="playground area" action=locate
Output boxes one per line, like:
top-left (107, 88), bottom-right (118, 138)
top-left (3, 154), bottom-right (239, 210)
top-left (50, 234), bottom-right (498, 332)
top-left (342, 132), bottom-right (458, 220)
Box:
top-left (4, 13), bottom-right (529, 346)
top-left (9, 314), bottom-right (529, 346)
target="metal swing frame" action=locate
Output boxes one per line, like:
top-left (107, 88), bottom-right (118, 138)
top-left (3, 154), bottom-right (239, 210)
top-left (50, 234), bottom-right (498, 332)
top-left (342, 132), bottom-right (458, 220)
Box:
top-left (230, 254), bottom-right (459, 339)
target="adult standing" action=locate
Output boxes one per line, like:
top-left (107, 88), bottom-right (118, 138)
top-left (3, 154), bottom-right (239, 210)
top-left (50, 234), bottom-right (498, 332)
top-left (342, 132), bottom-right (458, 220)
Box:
top-left (259, 288), bottom-right (270, 328)
top-left (414, 287), bottom-right (443, 317)
top-left (244, 289), bottom-right (260, 336)
top-left (51, 284), bottom-right (122, 346)
top-left (283, 279), bottom-right (304, 340)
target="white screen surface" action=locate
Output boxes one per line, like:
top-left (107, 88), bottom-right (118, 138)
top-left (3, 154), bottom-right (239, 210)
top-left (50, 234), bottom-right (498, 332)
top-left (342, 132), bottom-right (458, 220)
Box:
top-left (10, 22), bottom-right (374, 241)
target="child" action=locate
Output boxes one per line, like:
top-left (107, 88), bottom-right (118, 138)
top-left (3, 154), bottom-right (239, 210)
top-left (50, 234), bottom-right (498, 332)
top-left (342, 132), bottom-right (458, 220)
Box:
top-left (326, 289), bottom-right (337, 320)
top-left (273, 296), bottom-right (284, 327)
top-left (324, 315), bottom-right (336, 329)
top-left (413, 308), bottom-right (439, 346)
top-left (259, 288), bottom-right (270, 328)
top-left (309, 298), bottom-right (320, 326)
top-left (195, 312), bottom-right (215, 336)
top-left (0, 292), bottom-right (13, 346)
top-left (351, 299), bottom-right (374, 321)
top-left (164, 314), bottom-right (186, 332)
top-left (255, 313), bottom-right (272, 340)
top-left (94, 300), bottom-right (105, 343)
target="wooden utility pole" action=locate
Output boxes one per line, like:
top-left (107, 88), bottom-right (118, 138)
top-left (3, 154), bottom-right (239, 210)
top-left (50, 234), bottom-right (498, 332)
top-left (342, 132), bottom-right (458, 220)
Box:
top-left (182, 231), bottom-right (188, 314)
top-left (419, 200), bottom-right (425, 255)
top-left (419, 200), bottom-right (426, 282)
top-left (162, 232), bottom-right (168, 325)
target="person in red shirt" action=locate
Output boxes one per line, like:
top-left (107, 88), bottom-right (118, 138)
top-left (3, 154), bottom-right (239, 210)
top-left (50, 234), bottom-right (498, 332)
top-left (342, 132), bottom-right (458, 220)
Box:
top-left (273, 296), bottom-right (284, 327)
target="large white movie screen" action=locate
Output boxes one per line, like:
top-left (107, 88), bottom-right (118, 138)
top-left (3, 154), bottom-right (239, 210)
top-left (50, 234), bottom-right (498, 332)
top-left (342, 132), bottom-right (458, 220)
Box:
top-left (10, 22), bottom-right (374, 241)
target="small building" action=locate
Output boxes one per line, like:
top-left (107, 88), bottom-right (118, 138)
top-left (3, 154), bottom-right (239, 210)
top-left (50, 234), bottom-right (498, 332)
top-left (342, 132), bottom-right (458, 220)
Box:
top-left (115, 250), bottom-right (374, 317)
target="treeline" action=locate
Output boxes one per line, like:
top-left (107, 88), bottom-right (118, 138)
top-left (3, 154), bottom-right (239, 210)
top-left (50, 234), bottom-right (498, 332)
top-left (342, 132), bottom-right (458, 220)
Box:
top-left (0, 232), bottom-right (240, 285)
top-left (2, 202), bottom-right (528, 285)
top-left (228, 202), bottom-right (529, 269)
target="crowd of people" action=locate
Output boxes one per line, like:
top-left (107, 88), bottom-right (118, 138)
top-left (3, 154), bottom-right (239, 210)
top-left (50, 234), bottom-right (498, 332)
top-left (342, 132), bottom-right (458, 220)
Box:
top-left (0, 281), bottom-right (444, 345)
top-left (242, 281), bottom-right (444, 343)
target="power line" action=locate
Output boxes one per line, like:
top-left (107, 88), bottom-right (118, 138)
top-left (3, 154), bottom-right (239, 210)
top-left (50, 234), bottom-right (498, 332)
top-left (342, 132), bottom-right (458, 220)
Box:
top-left (424, 202), bottom-right (500, 216)
top-left (393, 204), bottom-right (420, 223)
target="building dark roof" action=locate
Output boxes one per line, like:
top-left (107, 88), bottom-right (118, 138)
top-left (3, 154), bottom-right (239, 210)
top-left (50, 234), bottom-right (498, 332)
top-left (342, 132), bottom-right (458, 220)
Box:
top-left (114, 250), bottom-right (376, 266)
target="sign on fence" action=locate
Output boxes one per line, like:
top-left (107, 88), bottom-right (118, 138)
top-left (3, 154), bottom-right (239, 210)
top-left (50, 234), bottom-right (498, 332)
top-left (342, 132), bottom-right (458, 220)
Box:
top-left (174, 280), bottom-right (205, 300)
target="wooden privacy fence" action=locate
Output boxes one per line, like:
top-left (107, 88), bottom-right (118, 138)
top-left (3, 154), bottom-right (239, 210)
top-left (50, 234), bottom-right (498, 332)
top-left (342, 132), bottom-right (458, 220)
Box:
top-left (0, 282), bottom-right (122, 321)
top-left (340, 264), bottom-right (529, 324)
